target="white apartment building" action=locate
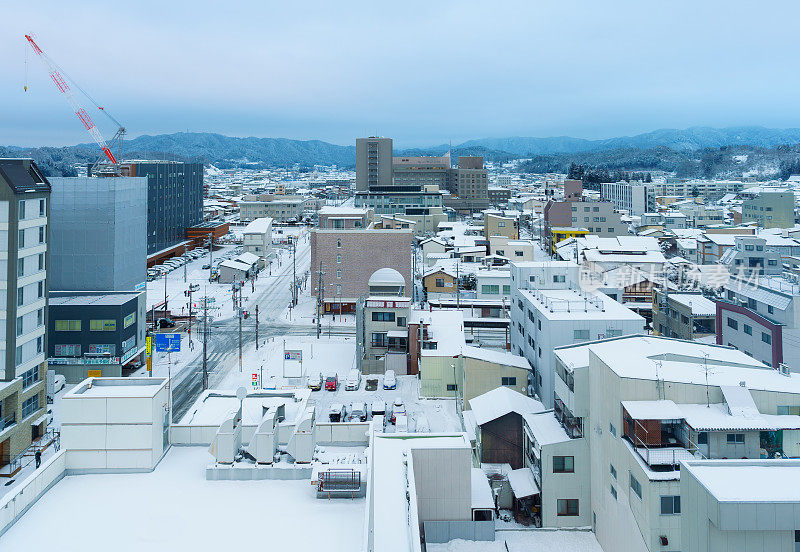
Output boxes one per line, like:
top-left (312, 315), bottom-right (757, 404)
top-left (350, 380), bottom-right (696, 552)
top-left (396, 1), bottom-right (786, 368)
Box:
top-left (601, 182), bottom-right (656, 216)
top-left (475, 269), bottom-right (511, 301)
top-left (654, 179), bottom-right (744, 199)
top-left (241, 217), bottom-right (272, 264)
top-left (551, 335), bottom-right (800, 552)
top-left (509, 265), bottom-right (645, 407)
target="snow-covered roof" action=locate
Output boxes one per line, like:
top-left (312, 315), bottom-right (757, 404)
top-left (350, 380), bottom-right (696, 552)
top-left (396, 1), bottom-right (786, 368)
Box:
top-left (522, 411), bottom-right (570, 446)
top-left (219, 259), bottom-right (251, 271)
top-left (236, 252), bottom-right (260, 266)
top-left (468, 387), bottom-right (544, 426)
top-left (471, 468), bottom-right (495, 510)
top-left (621, 399), bottom-right (685, 420)
top-left (423, 267), bottom-right (457, 278)
top-left (678, 403), bottom-right (800, 432)
top-left (242, 217), bottom-right (273, 234)
top-left (462, 345), bottom-right (529, 370)
top-left (518, 288), bottom-right (645, 322)
top-left (668, 294), bottom-right (716, 316)
top-left (683, 460), bottom-right (800, 503)
top-left (507, 468), bottom-right (539, 498)
top-left (318, 206), bottom-right (367, 215)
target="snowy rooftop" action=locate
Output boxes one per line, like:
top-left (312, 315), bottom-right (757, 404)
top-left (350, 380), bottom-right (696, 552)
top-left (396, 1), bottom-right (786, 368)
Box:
top-left (412, 309), bottom-right (465, 357)
top-left (468, 387), bottom-right (544, 426)
top-left (242, 217), bottom-right (273, 234)
top-left (683, 460), bottom-right (800, 503)
top-left (668, 294), bottom-right (717, 316)
top-left (67, 377), bottom-right (167, 398)
top-left (461, 345), bottom-right (530, 370)
top-left (0, 447), bottom-right (364, 551)
top-left (180, 389), bottom-right (311, 426)
top-left (519, 288), bottom-right (644, 322)
top-left (522, 411), bottom-right (570, 446)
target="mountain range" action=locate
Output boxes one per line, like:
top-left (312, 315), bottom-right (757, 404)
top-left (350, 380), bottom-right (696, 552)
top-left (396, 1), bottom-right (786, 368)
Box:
top-left (4, 126), bottom-right (800, 176)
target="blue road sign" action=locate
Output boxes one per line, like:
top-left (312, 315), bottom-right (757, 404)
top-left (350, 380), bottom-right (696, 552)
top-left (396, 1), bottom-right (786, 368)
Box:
top-left (155, 333), bottom-right (181, 352)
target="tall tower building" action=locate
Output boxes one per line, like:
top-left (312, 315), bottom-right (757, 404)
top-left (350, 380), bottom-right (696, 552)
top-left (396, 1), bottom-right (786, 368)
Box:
top-left (356, 137), bottom-right (393, 191)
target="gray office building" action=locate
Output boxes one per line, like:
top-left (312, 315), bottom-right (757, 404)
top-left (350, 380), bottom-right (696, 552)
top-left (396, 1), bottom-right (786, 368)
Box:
top-left (91, 160), bottom-right (204, 256)
top-left (49, 176), bottom-right (147, 292)
top-left (356, 137), bottom-right (393, 191)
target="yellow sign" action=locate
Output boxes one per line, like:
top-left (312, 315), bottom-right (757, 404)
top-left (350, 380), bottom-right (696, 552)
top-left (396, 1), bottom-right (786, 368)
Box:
top-left (146, 357), bottom-right (152, 373)
top-left (87, 369), bottom-right (102, 378)
top-left (146, 336), bottom-right (152, 357)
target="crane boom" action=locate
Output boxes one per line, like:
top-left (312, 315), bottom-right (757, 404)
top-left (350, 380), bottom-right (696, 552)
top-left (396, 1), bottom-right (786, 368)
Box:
top-left (25, 34), bottom-right (117, 164)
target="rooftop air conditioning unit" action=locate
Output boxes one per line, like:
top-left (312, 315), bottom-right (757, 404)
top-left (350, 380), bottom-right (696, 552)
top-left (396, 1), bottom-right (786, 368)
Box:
top-left (778, 363), bottom-right (791, 377)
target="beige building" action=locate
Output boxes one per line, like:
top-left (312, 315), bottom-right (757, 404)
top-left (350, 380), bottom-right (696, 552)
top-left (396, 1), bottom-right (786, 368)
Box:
top-left (239, 195), bottom-right (307, 223)
top-left (484, 213), bottom-right (519, 240)
top-left (422, 267), bottom-right (457, 296)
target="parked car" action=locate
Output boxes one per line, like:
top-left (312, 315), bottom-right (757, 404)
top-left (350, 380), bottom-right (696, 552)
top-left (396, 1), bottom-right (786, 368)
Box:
top-left (202, 264), bottom-right (211, 270)
top-left (365, 376), bottom-right (378, 391)
top-left (394, 413), bottom-right (408, 432)
top-left (157, 318), bottom-right (176, 329)
top-left (345, 369), bottom-right (361, 391)
top-left (325, 375), bottom-right (338, 391)
top-left (349, 402), bottom-right (367, 422)
top-left (383, 370), bottom-right (397, 390)
top-left (390, 398), bottom-right (406, 424)
top-left (371, 400), bottom-right (386, 417)
top-left (328, 403), bottom-right (345, 422)
top-left (307, 372), bottom-right (322, 391)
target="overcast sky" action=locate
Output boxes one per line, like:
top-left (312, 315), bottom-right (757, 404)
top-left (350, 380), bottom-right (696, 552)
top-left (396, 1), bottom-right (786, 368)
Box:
top-left (2, 1), bottom-right (798, 148)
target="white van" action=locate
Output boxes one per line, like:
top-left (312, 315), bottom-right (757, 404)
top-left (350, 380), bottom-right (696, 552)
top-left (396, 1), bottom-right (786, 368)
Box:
top-left (345, 369), bottom-right (361, 391)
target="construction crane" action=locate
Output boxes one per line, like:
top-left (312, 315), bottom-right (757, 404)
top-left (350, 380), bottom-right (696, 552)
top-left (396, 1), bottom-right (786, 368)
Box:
top-left (24, 34), bottom-right (125, 168)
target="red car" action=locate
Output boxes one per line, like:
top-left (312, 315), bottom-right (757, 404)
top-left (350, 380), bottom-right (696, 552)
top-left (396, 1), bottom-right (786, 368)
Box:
top-left (325, 375), bottom-right (338, 391)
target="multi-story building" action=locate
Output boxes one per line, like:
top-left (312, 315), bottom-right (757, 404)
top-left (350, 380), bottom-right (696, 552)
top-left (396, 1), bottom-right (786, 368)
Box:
top-left (487, 187), bottom-right (512, 205)
top-left (0, 159), bottom-right (49, 470)
top-left (719, 235), bottom-right (783, 276)
top-left (674, 202), bottom-right (726, 228)
top-left (391, 154), bottom-right (451, 191)
top-left (310, 209), bottom-right (412, 314)
top-left (601, 181), bottom-right (656, 216)
top-left (550, 335), bottom-right (800, 552)
top-left (91, 161), bottom-right (203, 258)
top-left (742, 191), bottom-right (796, 229)
top-left (654, 178), bottom-right (744, 199)
top-left (355, 136), bottom-right (393, 191)
top-left (717, 274), bottom-right (800, 371)
top-left (239, 196), bottom-right (306, 223)
top-left (49, 176), bottom-right (147, 292)
top-left (449, 156), bottom-right (489, 212)
top-left (509, 261), bottom-right (645, 407)
top-left (489, 237), bottom-right (537, 261)
top-left (241, 217), bottom-right (272, 265)
top-left (484, 213), bottom-right (519, 240)
top-left (696, 231), bottom-right (800, 264)
top-left (651, 290), bottom-right (716, 340)
top-left (48, 290), bottom-right (147, 381)
top-left (358, 296), bottom-right (411, 375)
top-left (476, 270), bottom-right (511, 301)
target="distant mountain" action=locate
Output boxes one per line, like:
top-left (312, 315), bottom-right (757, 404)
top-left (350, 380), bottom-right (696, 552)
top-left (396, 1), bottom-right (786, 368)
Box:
top-left (460, 126), bottom-right (800, 156)
top-left (5, 126), bottom-right (800, 177)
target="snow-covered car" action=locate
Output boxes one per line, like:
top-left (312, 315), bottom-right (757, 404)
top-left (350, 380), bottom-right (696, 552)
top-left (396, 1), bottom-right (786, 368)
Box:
top-left (307, 372), bottom-right (322, 391)
top-left (345, 369), bottom-right (361, 391)
top-left (383, 370), bottom-right (397, 390)
top-left (390, 398), bottom-right (406, 424)
top-left (328, 403), bottom-right (345, 422)
top-left (349, 402), bottom-right (367, 422)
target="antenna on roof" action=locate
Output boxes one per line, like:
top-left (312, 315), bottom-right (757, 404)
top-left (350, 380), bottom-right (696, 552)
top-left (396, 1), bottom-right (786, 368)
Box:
top-left (703, 352), bottom-right (710, 408)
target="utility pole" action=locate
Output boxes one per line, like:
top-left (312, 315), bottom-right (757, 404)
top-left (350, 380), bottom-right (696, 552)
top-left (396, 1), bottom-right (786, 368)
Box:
top-left (411, 242), bottom-right (416, 303)
top-left (255, 305), bottom-right (259, 350)
top-left (163, 268), bottom-right (168, 317)
top-left (316, 261), bottom-right (325, 339)
top-left (292, 236), bottom-right (297, 306)
top-left (238, 303), bottom-right (243, 372)
top-left (208, 238), bottom-right (213, 283)
top-left (183, 244), bottom-right (187, 283)
top-left (456, 259), bottom-right (460, 309)
top-left (202, 290), bottom-right (209, 390)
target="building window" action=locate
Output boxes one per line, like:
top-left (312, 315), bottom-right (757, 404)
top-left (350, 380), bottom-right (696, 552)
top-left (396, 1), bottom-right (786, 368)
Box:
top-left (768, 305), bottom-right (774, 314)
top-left (336, 285), bottom-right (341, 294)
top-left (37, 308), bottom-right (43, 326)
top-left (727, 318), bottom-right (738, 330)
top-left (17, 287), bottom-right (24, 307)
top-left (21, 394), bottom-right (39, 419)
top-left (762, 332), bottom-right (771, 344)
top-left (726, 433), bottom-right (745, 444)
top-left (336, 269), bottom-right (342, 279)
top-left (747, 298), bottom-right (757, 310)
top-left (446, 384), bottom-right (457, 391)
top-left (697, 431), bottom-right (708, 445)
top-left (630, 474), bottom-right (642, 499)
top-left (573, 329), bottom-right (589, 340)
top-left (38, 281), bottom-right (44, 298)
top-left (39, 226), bottom-right (45, 244)
top-left (21, 366), bottom-right (39, 389)
top-left (606, 329), bottom-right (622, 338)
top-left (372, 312), bottom-right (395, 322)
top-left (553, 456), bottom-right (574, 473)
top-left (397, 317), bottom-right (406, 327)
top-left (482, 285), bottom-right (500, 295)
top-left (371, 332), bottom-right (387, 347)
top-left (18, 200), bottom-right (25, 220)
top-left (17, 258), bottom-right (24, 278)
top-left (743, 324), bottom-right (752, 335)
top-left (336, 254), bottom-right (341, 263)
top-left (610, 463), bottom-right (617, 479)
top-left (556, 499), bottom-right (579, 516)
top-left (435, 278), bottom-right (445, 288)
top-left (337, 239), bottom-right (341, 248)
top-left (16, 317), bottom-right (23, 337)
top-left (501, 377), bottom-right (517, 387)
top-left (660, 495), bottom-right (681, 515)
top-left (610, 485), bottom-right (617, 500)
top-left (39, 199), bottom-right (45, 217)
top-left (18, 229), bottom-right (25, 248)
top-left (90, 319), bottom-right (116, 332)
top-left (553, 275), bottom-right (565, 283)
top-left (38, 253), bottom-right (44, 271)
top-left (55, 320), bottom-right (81, 331)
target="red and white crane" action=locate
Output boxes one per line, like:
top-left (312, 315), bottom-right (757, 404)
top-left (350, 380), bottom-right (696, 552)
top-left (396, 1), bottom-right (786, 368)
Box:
top-left (25, 34), bottom-right (124, 165)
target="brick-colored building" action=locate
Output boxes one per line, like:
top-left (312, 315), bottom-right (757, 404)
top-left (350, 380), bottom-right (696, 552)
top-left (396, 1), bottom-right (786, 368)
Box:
top-left (310, 227), bottom-right (412, 313)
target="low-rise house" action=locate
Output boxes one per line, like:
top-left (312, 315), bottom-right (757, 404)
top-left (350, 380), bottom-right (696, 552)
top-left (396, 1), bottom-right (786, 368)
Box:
top-left (652, 291), bottom-right (716, 340)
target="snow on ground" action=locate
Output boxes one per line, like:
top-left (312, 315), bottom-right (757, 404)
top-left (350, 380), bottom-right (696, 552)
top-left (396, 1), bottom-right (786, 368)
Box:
top-left (427, 529), bottom-right (602, 552)
top-left (0, 447), bottom-right (364, 552)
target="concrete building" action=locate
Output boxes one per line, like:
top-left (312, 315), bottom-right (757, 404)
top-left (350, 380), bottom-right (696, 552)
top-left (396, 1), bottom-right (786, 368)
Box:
top-left (356, 137), bottom-right (393, 191)
top-left (653, 178), bottom-right (744, 199)
top-left (696, 231), bottom-right (800, 264)
top-left (317, 206), bottom-right (370, 229)
top-left (552, 335), bottom-right (800, 552)
top-left (449, 157), bottom-right (489, 212)
top-left (310, 222), bottom-right (412, 313)
top-left (48, 291), bottom-right (147, 382)
top-left (484, 213), bottom-right (519, 240)
top-left (359, 296), bottom-right (411, 375)
top-left (91, 161), bottom-right (203, 258)
top-left (717, 275), bottom-right (800, 371)
top-left (719, 235), bottom-right (783, 276)
top-left (742, 191), bottom-right (795, 229)
top-left (241, 217), bottom-right (272, 265)
top-left (652, 291), bottom-right (716, 340)
top-left (476, 270), bottom-right (512, 301)
top-left (49, 176), bottom-right (147, 292)
top-left (510, 261), bottom-right (645, 407)
top-left (489, 237), bottom-right (536, 261)
top-left (681, 459), bottom-right (800, 552)
top-left (239, 196), bottom-right (306, 223)
top-left (488, 187), bottom-right (512, 205)
top-left (0, 159), bottom-right (50, 471)
top-left (601, 181), bottom-right (656, 216)
top-left (392, 154), bottom-right (451, 191)
top-left (217, 252), bottom-right (259, 284)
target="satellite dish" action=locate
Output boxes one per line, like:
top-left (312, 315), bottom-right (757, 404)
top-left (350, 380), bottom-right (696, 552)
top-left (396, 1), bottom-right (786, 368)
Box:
top-left (236, 386), bottom-right (247, 401)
